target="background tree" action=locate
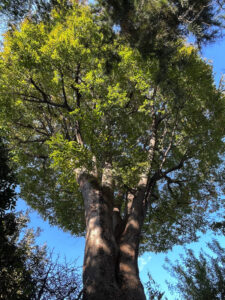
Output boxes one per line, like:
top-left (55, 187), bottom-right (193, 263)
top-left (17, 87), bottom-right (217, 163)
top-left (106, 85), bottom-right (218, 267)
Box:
top-left (0, 135), bottom-right (82, 300)
top-left (24, 239), bottom-right (82, 300)
top-left (0, 134), bottom-right (16, 213)
top-left (1, 211), bottom-right (82, 300)
top-left (165, 239), bottom-right (225, 300)
top-left (0, 135), bottom-right (35, 299)
top-left (145, 273), bottom-right (167, 300)
top-left (211, 220), bottom-right (225, 234)
top-left (0, 0), bottom-right (57, 23)
top-left (98, 0), bottom-right (225, 54)
top-left (0, 2), bottom-right (225, 300)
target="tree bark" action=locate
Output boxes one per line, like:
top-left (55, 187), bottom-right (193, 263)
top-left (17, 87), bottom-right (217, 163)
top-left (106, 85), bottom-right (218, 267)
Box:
top-left (78, 173), bottom-right (121, 300)
top-left (117, 188), bottom-right (146, 300)
top-left (78, 172), bottom-right (147, 300)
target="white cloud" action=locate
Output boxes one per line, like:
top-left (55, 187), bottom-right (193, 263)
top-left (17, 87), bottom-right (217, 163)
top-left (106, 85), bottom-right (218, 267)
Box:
top-left (138, 254), bottom-right (152, 271)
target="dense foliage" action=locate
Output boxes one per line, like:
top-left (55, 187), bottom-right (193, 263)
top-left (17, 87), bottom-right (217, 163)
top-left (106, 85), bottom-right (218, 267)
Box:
top-left (0, 135), bottom-right (16, 213)
top-left (0, 2), bottom-right (225, 253)
top-left (99, 0), bottom-right (225, 57)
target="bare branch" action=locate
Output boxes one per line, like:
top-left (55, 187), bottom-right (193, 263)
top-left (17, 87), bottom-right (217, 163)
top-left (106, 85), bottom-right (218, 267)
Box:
top-left (37, 263), bottom-right (52, 300)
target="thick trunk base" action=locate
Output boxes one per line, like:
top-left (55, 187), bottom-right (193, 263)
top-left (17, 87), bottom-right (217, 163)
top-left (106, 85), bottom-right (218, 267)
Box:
top-left (79, 173), bottom-right (146, 300)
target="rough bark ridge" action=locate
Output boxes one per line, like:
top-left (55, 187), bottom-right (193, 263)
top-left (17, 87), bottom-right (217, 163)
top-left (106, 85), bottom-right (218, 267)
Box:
top-left (78, 170), bottom-right (148, 300)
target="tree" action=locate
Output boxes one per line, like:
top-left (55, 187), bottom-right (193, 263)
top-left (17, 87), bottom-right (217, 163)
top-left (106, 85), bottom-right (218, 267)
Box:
top-left (165, 239), bottom-right (225, 300)
top-left (0, 1), bottom-right (225, 299)
top-left (0, 0), bottom-right (57, 23)
top-left (22, 236), bottom-right (82, 300)
top-left (1, 212), bottom-right (82, 300)
top-left (0, 135), bottom-right (35, 299)
top-left (0, 134), bottom-right (16, 214)
top-left (1, 211), bottom-right (82, 300)
top-left (99, 0), bottom-right (225, 55)
top-left (0, 135), bottom-right (82, 299)
top-left (145, 273), bottom-right (167, 300)
top-left (211, 220), bottom-right (225, 234)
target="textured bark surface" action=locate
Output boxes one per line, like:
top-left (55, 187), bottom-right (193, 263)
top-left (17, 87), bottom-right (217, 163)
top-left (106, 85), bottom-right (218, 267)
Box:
top-left (117, 188), bottom-right (146, 300)
top-left (78, 173), bottom-right (121, 300)
top-left (78, 172), bottom-right (147, 300)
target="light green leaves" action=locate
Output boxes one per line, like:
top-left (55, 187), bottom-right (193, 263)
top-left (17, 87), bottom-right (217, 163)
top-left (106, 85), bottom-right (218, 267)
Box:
top-left (0, 2), bottom-right (224, 246)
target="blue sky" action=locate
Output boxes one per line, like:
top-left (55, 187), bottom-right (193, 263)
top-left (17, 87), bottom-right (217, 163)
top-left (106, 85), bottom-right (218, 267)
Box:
top-left (8, 13), bottom-right (225, 300)
top-left (202, 38), bottom-right (225, 85)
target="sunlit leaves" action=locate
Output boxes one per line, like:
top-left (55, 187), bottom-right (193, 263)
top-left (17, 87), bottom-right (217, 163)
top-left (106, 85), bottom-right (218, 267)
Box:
top-left (0, 2), bottom-right (225, 249)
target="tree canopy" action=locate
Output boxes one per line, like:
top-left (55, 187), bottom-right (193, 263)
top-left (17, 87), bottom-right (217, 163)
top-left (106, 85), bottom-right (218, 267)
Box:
top-left (1, 1), bottom-right (225, 299)
top-left (99, 0), bottom-right (225, 56)
top-left (0, 2), bottom-right (225, 253)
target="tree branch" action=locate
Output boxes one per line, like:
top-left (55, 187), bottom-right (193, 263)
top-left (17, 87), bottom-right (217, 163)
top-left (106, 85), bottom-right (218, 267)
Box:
top-left (29, 78), bottom-right (73, 111)
top-left (163, 156), bottom-right (187, 176)
top-left (159, 120), bottom-right (178, 171)
top-left (60, 71), bottom-right (73, 111)
top-left (14, 121), bottom-right (50, 137)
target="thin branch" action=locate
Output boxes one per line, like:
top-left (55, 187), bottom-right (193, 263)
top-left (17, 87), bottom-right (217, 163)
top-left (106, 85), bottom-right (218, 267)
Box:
top-left (159, 119), bottom-right (178, 171)
top-left (14, 121), bottom-right (50, 137)
top-left (60, 71), bottom-right (72, 111)
top-left (71, 63), bottom-right (81, 108)
top-left (37, 264), bottom-right (52, 300)
top-left (29, 78), bottom-right (73, 111)
top-left (40, 113), bottom-right (54, 136)
top-left (62, 116), bottom-right (71, 141)
top-left (76, 289), bottom-right (83, 300)
top-left (21, 94), bottom-right (72, 111)
top-left (13, 136), bottom-right (47, 144)
top-left (30, 77), bottom-right (48, 101)
top-left (71, 84), bottom-right (81, 108)
top-left (163, 156), bottom-right (187, 176)
top-left (70, 65), bottom-right (84, 146)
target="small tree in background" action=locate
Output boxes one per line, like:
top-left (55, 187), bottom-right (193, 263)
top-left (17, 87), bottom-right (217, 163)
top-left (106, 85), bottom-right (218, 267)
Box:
top-left (0, 136), bottom-right (35, 299)
top-left (1, 211), bottom-right (82, 300)
top-left (145, 273), bottom-right (167, 300)
top-left (0, 0), bottom-right (57, 24)
top-left (0, 136), bottom-right (82, 299)
top-left (165, 239), bottom-right (225, 300)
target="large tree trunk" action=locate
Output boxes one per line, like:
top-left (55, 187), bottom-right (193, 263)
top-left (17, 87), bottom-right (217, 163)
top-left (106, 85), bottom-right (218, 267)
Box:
top-left (78, 172), bottom-right (147, 300)
top-left (117, 188), bottom-right (146, 300)
top-left (78, 173), bottom-right (121, 300)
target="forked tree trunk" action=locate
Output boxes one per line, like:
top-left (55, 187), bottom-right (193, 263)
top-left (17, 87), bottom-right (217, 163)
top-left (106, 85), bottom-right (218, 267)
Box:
top-left (78, 173), bottom-right (147, 300)
top-left (118, 188), bottom-right (146, 300)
